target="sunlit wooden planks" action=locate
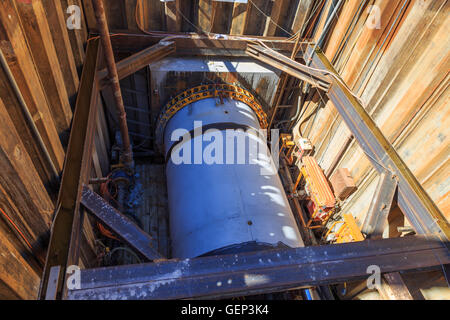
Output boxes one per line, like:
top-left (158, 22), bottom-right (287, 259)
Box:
top-left (243, 0), bottom-right (271, 36)
top-left (164, 0), bottom-right (182, 32)
top-left (291, 0), bottom-right (314, 35)
top-left (230, 0), bottom-right (248, 35)
top-left (264, 0), bottom-right (290, 36)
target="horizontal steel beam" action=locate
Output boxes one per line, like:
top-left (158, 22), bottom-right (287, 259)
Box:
top-left (103, 31), bottom-right (311, 56)
top-left (80, 186), bottom-right (163, 261)
top-left (97, 41), bottom-right (175, 89)
top-left (246, 44), bottom-right (332, 91)
top-left (67, 236), bottom-right (449, 300)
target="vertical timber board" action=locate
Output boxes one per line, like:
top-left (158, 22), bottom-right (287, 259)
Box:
top-left (198, 0), bottom-right (213, 32)
top-left (291, 0), bottom-right (314, 35)
top-left (264, 0), bottom-right (290, 36)
top-left (63, 0), bottom-right (89, 74)
top-left (14, 0), bottom-right (73, 137)
top-left (311, 0), bottom-right (333, 42)
top-left (243, 0), bottom-right (271, 36)
top-left (81, 0), bottom-right (97, 31)
top-left (0, 1), bottom-right (65, 170)
top-left (210, 1), bottom-right (233, 34)
top-left (323, 0), bottom-right (362, 61)
top-left (104, 0), bottom-right (128, 30)
top-left (143, 0), bottom-right (165, 31)
top-left (94, 99), bottom-right (111, 176)
top-left (125, 0), bottom-right (139, 31)
top-left (38, 40), bottom-right (100, 300)
top-left (165, 0), bottom-right (181, 32)
top-left (0, 98), bottom-right (54, 232)
top-left (0, 61), bottom-right (55, 189)
top-left (230, 1), bottom-right (248, 35)
top-left (0, 97), bottom-right (54, 267)
top-left (41, 0), bottom-right (80, 108)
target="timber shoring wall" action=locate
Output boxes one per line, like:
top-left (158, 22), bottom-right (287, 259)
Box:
top-left (0, 0), bottom-right (448, 299)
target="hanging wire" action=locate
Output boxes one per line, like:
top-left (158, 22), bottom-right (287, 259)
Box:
top-left (247, 0), bottom-right (295, 37)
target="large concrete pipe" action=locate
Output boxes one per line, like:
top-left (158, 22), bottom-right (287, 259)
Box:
top-left (157, 85), bottom-right (303, 258)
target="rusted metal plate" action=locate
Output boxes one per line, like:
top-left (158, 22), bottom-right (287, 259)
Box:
top-left (97, 41), bottom-right (176, 89)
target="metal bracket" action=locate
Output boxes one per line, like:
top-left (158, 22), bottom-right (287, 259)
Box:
top-left (362, 171), bottom-right (398, 239)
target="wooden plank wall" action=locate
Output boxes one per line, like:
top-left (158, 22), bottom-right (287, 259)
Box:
top-left (94, 0), bottom-right (448, 232)
top-left (0, 0), bottom-right (110, 299)
top-left (82, 0), bottom-right (313, 37)
top-left (0, 0), bottom-right (448, 299)
top-left (293, 0), bottom-right (450, 226)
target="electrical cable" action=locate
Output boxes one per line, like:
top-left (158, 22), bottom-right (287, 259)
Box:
top-left (134, 0), bottom-right (314, 48)
top-left (0, 207), bottom-right (33, 249)
top-left (290, 0), bottom-right (326, 41)
top-left (247, 0), bottom-right (294, 37)
top-left (109, 246), bottom-right (142, 264)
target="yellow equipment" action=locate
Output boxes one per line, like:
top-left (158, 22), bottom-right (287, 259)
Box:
top-left (325, 214), bottom-right (365, 244)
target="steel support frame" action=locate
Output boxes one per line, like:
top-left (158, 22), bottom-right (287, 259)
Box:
top-left (362, 171), bottom-right (398, 239)
top-left (39, 33), bottom-right (449, 300)
top-left (66, 236), bottom-right (449, 300)
top-left (39, 39), bottom-right (102, 299)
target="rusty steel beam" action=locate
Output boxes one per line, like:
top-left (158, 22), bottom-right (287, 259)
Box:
top-left (246, 44), bottom-right (332, 91)
top-left (38, 39), bottom-right (101, 300)
top-left (92, 0), bottom-right (133, 166)
top-left (81, 186), bottom-right (163, 261)
top-left (66, 236), bottom-right (449, 300)
top-left (99, 30), bottom-right (311, 57)
top-left (97, 41), bottom-right (176, 89)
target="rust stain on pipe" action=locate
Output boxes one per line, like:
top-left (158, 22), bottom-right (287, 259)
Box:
top-left (92, 0), bottom-right (133, 166)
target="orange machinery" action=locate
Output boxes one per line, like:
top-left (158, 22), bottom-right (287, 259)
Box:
top-left (296, 156), bottom-right (336, 228)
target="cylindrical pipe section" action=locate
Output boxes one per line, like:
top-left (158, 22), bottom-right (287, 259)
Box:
top-left (163, 96), bottom-right (304, 258)
top-left (92, 0), bottom-right (133, 166)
